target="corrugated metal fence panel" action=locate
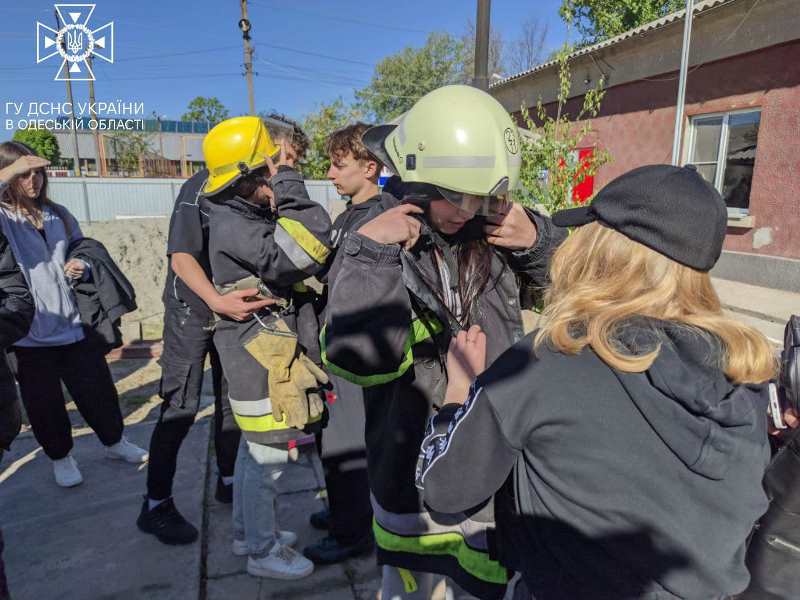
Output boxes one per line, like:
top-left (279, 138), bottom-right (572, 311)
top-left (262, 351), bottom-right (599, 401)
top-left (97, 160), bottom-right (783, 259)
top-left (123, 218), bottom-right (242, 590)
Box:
top-left (305, 180), bottom-right (344, 214)
top-left (48, 178), bottom-right (341, 221)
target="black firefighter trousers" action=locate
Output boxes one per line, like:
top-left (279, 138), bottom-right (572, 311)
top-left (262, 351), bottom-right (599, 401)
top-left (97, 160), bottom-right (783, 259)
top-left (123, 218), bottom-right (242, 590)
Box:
top-left (146, 302), bottom-right (240, 501)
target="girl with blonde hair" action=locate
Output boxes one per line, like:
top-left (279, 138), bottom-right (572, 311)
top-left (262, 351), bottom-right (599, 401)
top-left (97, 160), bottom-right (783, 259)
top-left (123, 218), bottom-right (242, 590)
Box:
top-left (416, 164), bottom-right (776, 600)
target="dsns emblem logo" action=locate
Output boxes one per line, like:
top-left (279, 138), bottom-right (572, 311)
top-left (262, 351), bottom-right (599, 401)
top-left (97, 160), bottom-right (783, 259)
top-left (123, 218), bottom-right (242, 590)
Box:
top-left (36, 4), bottom-right (114, 81)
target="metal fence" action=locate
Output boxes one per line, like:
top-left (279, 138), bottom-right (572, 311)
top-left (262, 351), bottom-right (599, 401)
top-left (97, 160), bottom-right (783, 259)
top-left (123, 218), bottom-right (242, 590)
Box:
top-left (47, 177), bottom-right (342, 221)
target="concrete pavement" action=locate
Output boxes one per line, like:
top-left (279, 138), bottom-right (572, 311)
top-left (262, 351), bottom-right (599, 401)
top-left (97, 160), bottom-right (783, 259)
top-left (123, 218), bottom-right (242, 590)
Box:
top-left (0, 414), bottom-right (208, 600)
top-left (713, 277), bottom-right (798, 343)
top-left (0, 359), bottom-right (382, 600)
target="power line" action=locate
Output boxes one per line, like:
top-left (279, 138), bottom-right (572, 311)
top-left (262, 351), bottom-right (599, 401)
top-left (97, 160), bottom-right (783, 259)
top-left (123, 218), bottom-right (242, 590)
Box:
top-left (0, 72), bottom-right (243, 83)
top-left (256, 43), bottom-right (375, 67)
top-left (253, 57), bottom-right (421, 100)
top-left (248, 0), bottom-right (427, 34)
top-left (0, 45), bottom-right (244, 71)
top-left (115, 45), bottom-right (242, 62)
top-left (256, 57), bottom-right (370, 86)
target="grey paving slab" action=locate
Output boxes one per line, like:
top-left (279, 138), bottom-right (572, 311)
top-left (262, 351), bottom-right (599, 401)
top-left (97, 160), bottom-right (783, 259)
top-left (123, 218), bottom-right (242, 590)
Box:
top-left (258, 568), bottom-right (354, 600)
top-left (0, 417), bottom-right (210, 600)
top-left (713, 277), bottom-right (799, 323)
top-left (342, 553), bottom-right (381, 585)
top-left (207, 572), bottom-right (262, 599)
top-left (352, 577), bottom-right (381, 600)
top-left (268, 586), bottom-right (356, 600)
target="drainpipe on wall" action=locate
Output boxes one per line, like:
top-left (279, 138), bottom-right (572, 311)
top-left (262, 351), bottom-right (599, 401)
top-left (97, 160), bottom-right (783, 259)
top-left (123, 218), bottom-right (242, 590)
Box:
top-left (671, 0), bottom-right (695, 165)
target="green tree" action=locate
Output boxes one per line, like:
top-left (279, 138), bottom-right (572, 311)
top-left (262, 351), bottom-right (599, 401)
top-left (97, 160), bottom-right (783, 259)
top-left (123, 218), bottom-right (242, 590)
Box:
top-left (301, 99), bottom-right (360, 180)
top-left (12, 128), bottom-right (60, 163)
top-left (561, 0), bottom-right (684, 45)
top-left (108, 130), bottom-right (155, 176)
top-left (517, 44), bottom-right (610, 214)
top-left (181, 96), bottom-right (229, 126)
top-left (355, 33), bottom-right (465, 122)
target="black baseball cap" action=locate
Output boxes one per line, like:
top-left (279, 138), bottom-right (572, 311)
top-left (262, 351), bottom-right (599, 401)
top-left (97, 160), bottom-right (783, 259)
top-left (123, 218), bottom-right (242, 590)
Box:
top-left (552, 164), bottom-right (728, 272)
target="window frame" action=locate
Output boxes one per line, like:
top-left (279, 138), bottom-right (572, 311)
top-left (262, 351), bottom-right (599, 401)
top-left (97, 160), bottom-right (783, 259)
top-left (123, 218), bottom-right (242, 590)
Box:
top-left (684, 108), bottom-right (762, 217)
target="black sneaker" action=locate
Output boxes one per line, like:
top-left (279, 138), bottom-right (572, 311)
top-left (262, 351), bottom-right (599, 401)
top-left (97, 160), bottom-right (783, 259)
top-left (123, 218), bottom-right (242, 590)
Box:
top-left (136, 497), bottom-right (198, 545)
top-left (215, 477), bottom-right (233, 504)
top-left (302, 533), bottom-right (374, 565)
top-left (309, 507), bottom-right (330, 530)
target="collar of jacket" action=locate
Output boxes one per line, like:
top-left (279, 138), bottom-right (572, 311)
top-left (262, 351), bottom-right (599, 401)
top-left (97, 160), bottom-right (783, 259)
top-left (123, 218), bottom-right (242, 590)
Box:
top-left (347, 192), bottom-right (391, 213)
top-left (226, 195), bottom-right (275, 221)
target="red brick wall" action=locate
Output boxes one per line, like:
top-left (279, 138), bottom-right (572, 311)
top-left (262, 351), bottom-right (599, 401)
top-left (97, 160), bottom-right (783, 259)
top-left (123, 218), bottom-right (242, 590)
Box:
top-left (533, 41), bottom-right (800, 260)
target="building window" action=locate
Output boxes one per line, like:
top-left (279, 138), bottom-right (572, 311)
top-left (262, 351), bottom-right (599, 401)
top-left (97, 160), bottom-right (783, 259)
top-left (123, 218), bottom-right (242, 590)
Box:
top-left (686, 110), bottom-right (761, 215)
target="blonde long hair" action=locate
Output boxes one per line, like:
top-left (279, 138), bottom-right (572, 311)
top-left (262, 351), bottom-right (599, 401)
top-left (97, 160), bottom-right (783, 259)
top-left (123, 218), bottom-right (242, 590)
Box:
top-left (534, 222), bottom-right (776, 384)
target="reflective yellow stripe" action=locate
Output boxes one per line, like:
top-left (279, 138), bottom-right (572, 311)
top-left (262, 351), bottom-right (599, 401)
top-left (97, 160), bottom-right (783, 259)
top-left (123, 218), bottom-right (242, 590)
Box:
top-left (397, 568), bottom-right (418, 593)
top-left (319, 316), bottom-right (443, 388)
top-left (373, 520), bottom-right (508, 585)
top-left (234, 412), bottom-right (321, 433)
top-left (277, 217), bottom-right (329, 264)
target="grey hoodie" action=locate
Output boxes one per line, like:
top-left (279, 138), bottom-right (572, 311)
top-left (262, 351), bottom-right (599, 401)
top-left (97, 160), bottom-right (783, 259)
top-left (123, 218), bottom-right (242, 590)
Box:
top-left (0, 189), bottom-right (85, 347)
top-left (417, 320), bottom-right (770, 599)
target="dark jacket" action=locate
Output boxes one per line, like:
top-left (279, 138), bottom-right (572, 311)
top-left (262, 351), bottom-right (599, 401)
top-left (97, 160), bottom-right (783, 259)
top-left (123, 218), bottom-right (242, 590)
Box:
top-left (741, 315), bottom-right (800, 600)
top-left (322, 195), bottom-right (565, 599)
top-left (417, 321), bottom-right (771, 600)
top-left (67, 237), bottom-right (137, 352)
top-left (0, 231), bottom-right (34, 450)
top-left (209, 166), bottom-right (332, 446)
top-left (319, 193), bottom-right (390, 290)
top-left (317, 193), bottom-right (389, 460)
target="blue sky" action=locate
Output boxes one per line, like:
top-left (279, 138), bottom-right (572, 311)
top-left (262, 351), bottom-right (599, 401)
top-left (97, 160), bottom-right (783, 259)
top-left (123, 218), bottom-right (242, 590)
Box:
top-left (0, 0), bottom-right (569, 140)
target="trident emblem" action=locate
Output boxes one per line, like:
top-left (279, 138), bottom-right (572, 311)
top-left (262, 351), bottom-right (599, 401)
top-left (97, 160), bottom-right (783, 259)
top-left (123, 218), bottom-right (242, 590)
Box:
top-left (66, 29), bottom-right (84, 55)
top-left (36, 4), bottom-right (114, 81)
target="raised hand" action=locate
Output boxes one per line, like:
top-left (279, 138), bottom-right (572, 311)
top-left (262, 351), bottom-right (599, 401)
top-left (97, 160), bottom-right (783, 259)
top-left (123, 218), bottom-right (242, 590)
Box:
top-left (484, 203), bottom-right (538, 250)
top-left (357, 204), bottom-right (425, 249)
top-left (0, 156), bottom-right (50, 184)
top-left (444, 325), bottom-right (487, 405)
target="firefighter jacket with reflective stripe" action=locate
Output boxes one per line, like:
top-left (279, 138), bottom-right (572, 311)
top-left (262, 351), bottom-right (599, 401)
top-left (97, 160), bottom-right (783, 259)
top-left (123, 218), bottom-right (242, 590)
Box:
top-left (209, 166), bottom-right (332, 444)
top-left (322, 194), bottom-right (566, 598)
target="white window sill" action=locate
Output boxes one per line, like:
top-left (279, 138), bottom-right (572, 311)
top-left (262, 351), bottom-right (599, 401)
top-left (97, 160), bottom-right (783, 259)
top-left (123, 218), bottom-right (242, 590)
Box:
top-left (727, 215), bottom-right (754, 229)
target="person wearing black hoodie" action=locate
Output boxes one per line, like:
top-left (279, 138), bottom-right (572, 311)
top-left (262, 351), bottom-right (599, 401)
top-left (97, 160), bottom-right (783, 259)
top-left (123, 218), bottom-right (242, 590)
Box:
top-left (416, 165), bottom-right (777, 600)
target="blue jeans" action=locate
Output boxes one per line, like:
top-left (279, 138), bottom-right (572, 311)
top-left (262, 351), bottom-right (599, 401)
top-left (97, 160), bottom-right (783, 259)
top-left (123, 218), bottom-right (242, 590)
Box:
top-left (232, 437), bottom-right (289, 558)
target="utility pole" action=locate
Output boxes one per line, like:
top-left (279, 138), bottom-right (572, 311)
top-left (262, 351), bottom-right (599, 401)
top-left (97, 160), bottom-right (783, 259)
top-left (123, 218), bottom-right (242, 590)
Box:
top-left (56, 9), bottom-right (81, 177)
top-left (239, 0), bottom-right (256, 115)
top-left (473, 0), bottom-right (491, 91)
top-left (671, 0), bottom-right (695, 165)
top-left (86, 54), bottom-right (106, 176)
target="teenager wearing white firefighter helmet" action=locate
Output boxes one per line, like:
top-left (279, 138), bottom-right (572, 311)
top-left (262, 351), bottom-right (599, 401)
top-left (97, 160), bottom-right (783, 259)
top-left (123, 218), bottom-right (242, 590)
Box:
top-left (322, 85), bottom-right (566, 599)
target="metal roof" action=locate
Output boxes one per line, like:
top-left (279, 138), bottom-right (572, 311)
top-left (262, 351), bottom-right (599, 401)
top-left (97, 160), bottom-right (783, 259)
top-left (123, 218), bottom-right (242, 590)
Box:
top-left (490, 0), bottom-right (737, 89)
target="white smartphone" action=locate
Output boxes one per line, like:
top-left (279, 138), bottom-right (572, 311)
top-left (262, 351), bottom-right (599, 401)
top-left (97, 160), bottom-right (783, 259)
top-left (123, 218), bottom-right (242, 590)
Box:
top-left (769, 382), bottom-right (787, 430)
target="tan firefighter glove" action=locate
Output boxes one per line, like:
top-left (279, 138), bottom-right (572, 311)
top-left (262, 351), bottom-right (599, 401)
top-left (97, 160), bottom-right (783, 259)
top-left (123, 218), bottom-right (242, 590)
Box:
top-left (244, 318), bottom-right (328, 429)
top-left (291, 354), bottom-right (327, 423)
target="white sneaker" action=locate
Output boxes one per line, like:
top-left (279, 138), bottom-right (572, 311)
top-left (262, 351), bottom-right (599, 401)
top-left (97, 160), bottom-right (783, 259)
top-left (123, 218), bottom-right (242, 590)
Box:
top-left (53, 455), bottom-right (83, 488)
top-left (246, 543), bottom-right (314, 579)
top-left (105, 437), bottom-right (149, 464)
top-left (232, 531), bottom-right (298, 556)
